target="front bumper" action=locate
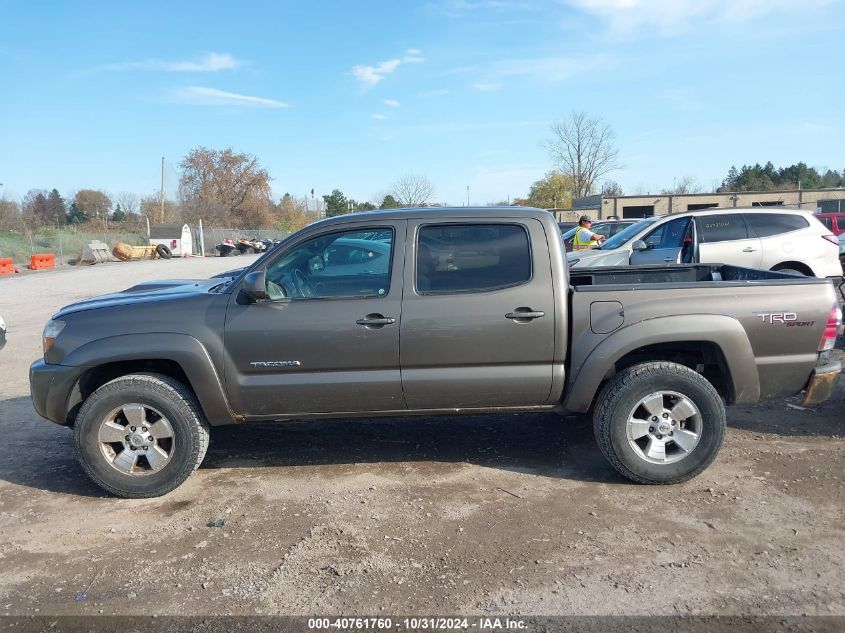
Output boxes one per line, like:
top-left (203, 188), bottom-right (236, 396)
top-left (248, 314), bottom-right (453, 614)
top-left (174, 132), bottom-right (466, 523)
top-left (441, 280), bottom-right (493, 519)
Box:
top-left (801, 358), bottom-right (842, 407)
top-left (29, 359), bottom-right (88, 426)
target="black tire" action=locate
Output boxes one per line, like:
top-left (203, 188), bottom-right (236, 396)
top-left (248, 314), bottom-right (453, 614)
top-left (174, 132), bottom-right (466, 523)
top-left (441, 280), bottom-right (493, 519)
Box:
top-left (593, 361), bottom-right (726, 484)
top-left (155, 244), bottom-right (172, 259)
top-left (73, 374), bottom-right (210, 498)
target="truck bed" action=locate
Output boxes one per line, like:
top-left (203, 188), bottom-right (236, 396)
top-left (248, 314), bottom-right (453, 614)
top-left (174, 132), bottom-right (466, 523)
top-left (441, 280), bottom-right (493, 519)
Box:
top-left (569, 263), bottom-right (830, 287)
top-left (564, 263), bottom-right (838, 410)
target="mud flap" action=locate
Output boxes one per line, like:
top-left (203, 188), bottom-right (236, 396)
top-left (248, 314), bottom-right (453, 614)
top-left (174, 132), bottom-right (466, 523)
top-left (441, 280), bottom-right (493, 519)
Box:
top-left (801, 362), bottom-right (841, 407)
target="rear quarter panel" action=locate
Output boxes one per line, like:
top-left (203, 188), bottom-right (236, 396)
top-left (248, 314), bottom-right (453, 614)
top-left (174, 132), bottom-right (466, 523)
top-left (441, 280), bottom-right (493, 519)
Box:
top-left (565, 279), bottom-right (836, 410)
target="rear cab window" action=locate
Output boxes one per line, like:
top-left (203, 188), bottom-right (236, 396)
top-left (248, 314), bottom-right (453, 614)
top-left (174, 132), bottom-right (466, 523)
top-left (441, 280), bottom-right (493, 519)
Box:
top-left (416, 224), bottom-right (531, 294)
top-left (744, 213), bottom-right (809, 238)
top-left (697, 214), bottom-right (749, 242)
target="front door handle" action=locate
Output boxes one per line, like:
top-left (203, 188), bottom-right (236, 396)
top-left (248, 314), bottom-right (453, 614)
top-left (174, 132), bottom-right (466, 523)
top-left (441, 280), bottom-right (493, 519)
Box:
top-left (506, 309), bottom-right (545, 321)
top-left (356, 314), bottom-right (396, 328)
top-left (742, 247), bottom-right (757, 253)
top-left (663, 257), bottom-right (673, 262)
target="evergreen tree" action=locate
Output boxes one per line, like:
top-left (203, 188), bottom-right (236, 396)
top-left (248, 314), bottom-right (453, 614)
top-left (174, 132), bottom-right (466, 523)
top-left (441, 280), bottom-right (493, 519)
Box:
top-left (46, 189), bottom-right (67, 226)
top-left (66, 200), bottom-right (87, 225)
top-left (322, 189), bottom-right (348, 217)
top-left (378, 194), bottom-right (400, 209)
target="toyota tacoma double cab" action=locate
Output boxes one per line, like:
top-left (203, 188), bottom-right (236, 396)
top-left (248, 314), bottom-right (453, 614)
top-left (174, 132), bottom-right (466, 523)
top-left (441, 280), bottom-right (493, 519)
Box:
top-left (30, 207), bottom-right (842, 497)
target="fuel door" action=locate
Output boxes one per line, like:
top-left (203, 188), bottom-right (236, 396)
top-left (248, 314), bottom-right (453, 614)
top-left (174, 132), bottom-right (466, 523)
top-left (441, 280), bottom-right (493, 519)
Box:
top-left (590, 301), bottom-right (624, 334)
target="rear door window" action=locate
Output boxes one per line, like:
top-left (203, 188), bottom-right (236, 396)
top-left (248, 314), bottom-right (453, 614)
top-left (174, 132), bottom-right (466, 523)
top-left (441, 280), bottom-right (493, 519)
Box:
top-left (417, 224), bottom-right (531, 293)
top-left (744, 213), bottom-right (809, 238)
top-left (697, 214), bottom-right (749, 242)
top-left (642, 217), bottom-right (692, 249)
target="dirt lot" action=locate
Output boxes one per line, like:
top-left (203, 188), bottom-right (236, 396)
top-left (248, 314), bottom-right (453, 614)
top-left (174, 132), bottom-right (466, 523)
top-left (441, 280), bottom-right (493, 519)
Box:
top-left (0, 258), bottom-right (843, 617)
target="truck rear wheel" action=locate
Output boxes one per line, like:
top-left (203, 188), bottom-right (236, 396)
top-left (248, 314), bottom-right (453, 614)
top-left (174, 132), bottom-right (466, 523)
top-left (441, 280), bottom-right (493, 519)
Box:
top-left (73, 374), bottom-right (209, 498)
top-left (593, 361), bottom-right (725, 484)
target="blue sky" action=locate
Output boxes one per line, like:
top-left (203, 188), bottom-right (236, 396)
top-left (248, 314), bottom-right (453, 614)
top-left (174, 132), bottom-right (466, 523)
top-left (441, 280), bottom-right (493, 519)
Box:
top-left (1, 0), bottom-right (843, 206)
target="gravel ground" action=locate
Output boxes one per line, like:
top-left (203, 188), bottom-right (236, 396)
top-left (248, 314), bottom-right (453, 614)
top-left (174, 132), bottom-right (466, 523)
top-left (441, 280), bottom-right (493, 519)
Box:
top-left (0, 258), bottom-right (843, 617)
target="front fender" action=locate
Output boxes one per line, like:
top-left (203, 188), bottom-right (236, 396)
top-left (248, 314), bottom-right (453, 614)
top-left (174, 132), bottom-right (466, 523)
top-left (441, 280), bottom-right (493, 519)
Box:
top-left (562, 314), bottom-right (760, 412)
top-left (63, 333), bottom-right (238, 425)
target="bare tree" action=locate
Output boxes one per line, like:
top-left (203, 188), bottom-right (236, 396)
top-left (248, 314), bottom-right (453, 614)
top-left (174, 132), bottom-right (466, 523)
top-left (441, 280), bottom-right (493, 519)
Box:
top-left (546, 111), bottom-right (620, 199)
top-left (391, 174), bottom-right (435, 208)
top-left (116, 192), bottom-right (140, 216)
top-left (662, 176), bottom-right (703, 195)
top-left (140, 194), bottom-right (181, 224)
top-left (0, 197), bottom-right (21, 231)
top-left (601, 180), bottom-right (624, 197)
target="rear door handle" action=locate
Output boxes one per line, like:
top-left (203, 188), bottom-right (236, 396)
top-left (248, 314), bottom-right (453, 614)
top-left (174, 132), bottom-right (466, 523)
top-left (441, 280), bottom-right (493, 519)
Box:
top-left (506, 309), bottom-right (545, 321)
top-left (742, 247), bottom-right (756, 252)
top-left (356, 314), bottom-right (396, 327)
top-left (663, 257), bottom-right (673, 262)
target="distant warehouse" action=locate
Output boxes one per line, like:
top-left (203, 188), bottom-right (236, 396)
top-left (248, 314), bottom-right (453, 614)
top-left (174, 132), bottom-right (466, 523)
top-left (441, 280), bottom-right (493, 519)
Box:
top-left (554, 187), bottom-right (845, 221)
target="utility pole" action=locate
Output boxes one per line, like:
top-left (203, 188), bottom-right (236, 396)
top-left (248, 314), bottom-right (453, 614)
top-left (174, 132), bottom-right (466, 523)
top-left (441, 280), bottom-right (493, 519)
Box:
top-left (159, 156), bottom-right (165, 224)
top-left (466, 185), bottom-right (470, 207)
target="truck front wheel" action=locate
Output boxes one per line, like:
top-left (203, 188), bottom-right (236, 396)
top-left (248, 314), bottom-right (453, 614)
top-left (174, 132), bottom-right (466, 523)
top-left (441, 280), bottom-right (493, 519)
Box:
top-left (593, 362), bottom-right (726, 484)
top-left (73, 374), bottom-right (210, 498)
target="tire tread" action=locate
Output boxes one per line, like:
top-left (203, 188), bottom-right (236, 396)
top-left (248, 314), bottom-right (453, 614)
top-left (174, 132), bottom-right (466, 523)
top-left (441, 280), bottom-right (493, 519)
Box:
top-left (593, 361), bottom-right (725, 485)
top-left (73, 373), bottom-right (209, 498)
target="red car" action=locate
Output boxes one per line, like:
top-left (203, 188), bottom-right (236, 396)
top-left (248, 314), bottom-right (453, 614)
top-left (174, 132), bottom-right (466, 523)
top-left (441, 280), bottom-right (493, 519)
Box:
top-left (815, 212), bottom-right (845, 235)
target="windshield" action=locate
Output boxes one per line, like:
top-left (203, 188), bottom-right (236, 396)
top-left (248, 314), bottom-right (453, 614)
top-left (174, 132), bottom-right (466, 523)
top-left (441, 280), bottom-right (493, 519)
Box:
top-left (600, 217), bottom-right (660, 250)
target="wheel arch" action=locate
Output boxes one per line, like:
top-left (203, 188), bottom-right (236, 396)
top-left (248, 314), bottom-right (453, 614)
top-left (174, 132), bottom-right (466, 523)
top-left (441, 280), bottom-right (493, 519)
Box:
top-left (62, 333), bottom-right (240, 426)
top-left (562, 314), bottom-right (760, 412)
top-left (771, 261), bottom-right (815, 277)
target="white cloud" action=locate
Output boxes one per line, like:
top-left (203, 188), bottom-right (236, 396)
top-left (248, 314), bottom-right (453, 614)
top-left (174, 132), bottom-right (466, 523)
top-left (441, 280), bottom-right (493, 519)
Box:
top-left (97, 52), bottom-right (241, 73)
top-left (562, 0), bottom-right (834, 35)
top-left (371, 113), bottom-right (388, 120)
top-left (384, 99), bottom-right (401, 107)
top-left (352, 59), bottom-right (402, 87)
top-left (351, 50), bottom-right (424, 88)
top-left (173, 86), bottom-right (287, 108)
top-left (472, 82), bottom-right (503, 92)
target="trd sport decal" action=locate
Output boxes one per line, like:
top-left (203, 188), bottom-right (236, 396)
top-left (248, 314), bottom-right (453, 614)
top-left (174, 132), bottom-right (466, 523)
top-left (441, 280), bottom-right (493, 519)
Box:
top-left (753, 312), bottom-right (815, 327)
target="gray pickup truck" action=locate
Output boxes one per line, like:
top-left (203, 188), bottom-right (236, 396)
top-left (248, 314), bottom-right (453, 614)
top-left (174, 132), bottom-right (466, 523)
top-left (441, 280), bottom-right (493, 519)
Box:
top-left (30, 207), bottom-right (842, 498)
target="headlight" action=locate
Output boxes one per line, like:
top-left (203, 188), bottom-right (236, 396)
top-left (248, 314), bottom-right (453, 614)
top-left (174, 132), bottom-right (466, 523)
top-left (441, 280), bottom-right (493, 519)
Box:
top-left (43, 320), bottom-right (66, 355)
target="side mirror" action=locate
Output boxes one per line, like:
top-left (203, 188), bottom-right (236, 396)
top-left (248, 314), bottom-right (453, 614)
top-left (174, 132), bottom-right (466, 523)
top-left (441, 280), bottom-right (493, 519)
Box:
top-left (632, 239), bottom-right (649, 251)
top-left (241, 270), bottom-right (268, 302)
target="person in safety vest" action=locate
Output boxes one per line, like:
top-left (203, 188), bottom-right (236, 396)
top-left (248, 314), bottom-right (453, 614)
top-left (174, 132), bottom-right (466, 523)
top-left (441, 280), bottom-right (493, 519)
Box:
top-left (572, 215), bottom-right (605, 251)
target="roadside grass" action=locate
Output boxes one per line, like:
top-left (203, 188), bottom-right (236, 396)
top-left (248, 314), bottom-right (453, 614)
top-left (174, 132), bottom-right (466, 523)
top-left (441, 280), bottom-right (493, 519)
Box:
top-left (0, 230), bottom-right (146, 265)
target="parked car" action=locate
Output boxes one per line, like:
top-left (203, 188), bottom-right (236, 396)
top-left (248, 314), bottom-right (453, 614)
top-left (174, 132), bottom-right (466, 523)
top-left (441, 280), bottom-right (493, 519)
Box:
top-left (838, 231), bottom-right (845, 268)
top-left (30, 207), bottom-right (841, 497)
top-left (0, 315), bottom-right (6, 351)
top-left (815, 212), bottom-right (845, 235)
top-left (570, 208), bottom-right (843, 278)
top-left (560, 219), bottom-right (637, 252)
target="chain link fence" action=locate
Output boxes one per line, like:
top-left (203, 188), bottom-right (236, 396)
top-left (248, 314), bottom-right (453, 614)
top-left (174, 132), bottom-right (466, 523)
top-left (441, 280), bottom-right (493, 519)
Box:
top-left (0, 230), bottom-right (147, 266)
top-left (0, 226), bottom-right (295, 266)
top-left (200, 228), bottom-right (290, 255)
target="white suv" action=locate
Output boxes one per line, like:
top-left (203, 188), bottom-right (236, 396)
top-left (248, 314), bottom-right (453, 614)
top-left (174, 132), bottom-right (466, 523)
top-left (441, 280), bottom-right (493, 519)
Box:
top-left (570, 207), bottom-right (843, 278)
